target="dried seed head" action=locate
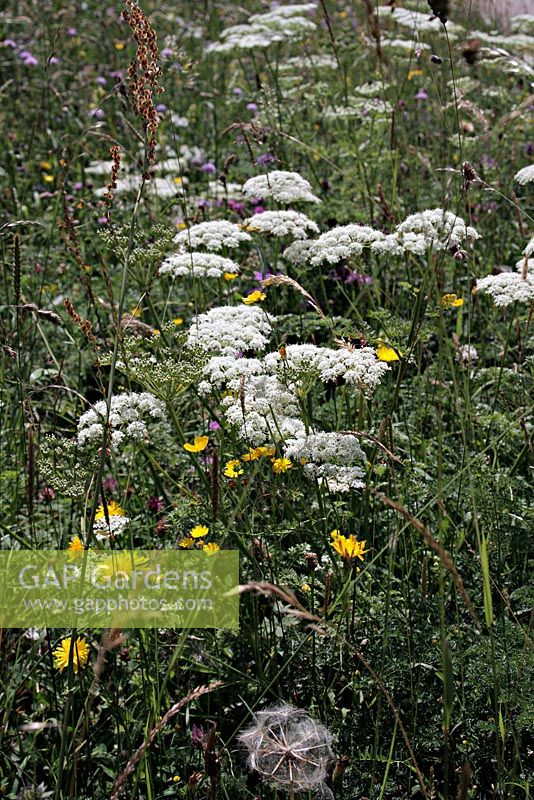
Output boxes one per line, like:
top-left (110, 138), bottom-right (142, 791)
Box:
top-left (239, 705), bottom-right (334, 793)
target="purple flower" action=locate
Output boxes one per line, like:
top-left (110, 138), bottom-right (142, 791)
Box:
top-left (160, 47), bottom-right (173, 59)
top-left (39, 486), bottom-right (56, 502)
top-left (35, 262), bottom-right (44, 273)
top-left (73, 181), bottom-right (83, 190)
top-left (96, 76), bottom-right (107, 86)
top-left (253, 205), bottom-right (265, 215)
top-left (415, 88), bottom-right (428, 100)
top-left (253, 270), bottom-right (272, 282)
top-left (110, 70), bottom-right (124, 80)
top-left (526, 142), bottom-right (533, 157)
top-left (102, 475), bottom-right (118, 492)
top-left (256, 153), bottom-right (275, 166)
top-left (201, 162), bottom-right (217, 174)
top-left (191, 724), bottom-right (205, 750)
top-left (156, 103), bottom-right (167, 113)
top-left (147, 496), bottom-right (165, 513)
top-left (208, 420), bottom-right (221, 431)
top-left (67, 27), bottom-right (78, 36)
top-left (3, 39), bottom-right (17, 48)
top-left (48, 56), bottom-right (60, 65)
top-left (19, 51), bottom-right (38, 66)
top-left (246, 102), bottom-right (258, 112)
top-left (227, 199), bottom-right (245, 215)
top-left (232, 87), bottom-right (244, 96)
top-left (90, 108), bottom-right (105, 119)
top-left (98, 216), bottom-right (110, 225)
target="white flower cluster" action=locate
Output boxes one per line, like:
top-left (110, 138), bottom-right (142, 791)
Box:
top-left (523, 237), bottom-right (534, 258)
top-left (305, 210), bottom-right (479, 265)
top-left (476, 271), bottom-right (534, 307)
top-left (242, 171), bottom-right (320, 204)
top-left (94, 175), bottom-right (186, 199)
top-left (198, 342), bottom-right (388, 489)
top-left (207, 4), bottom-right (316, 54)
top-left (159, 252), bottom-right (240, 279)
top-left (284, 431), bottom-right (366, 492)
top-left (94, 514), bottom-right (130, 541)
top-left (393, 209), bottom-right (479, 253)
top-left (187, 305), bottom-right (275, 356)
top-left (322, 97), bottom-right (393, 119)
top-left (514, 164), bottom-right (534, 185)
top-left (77, 392), bottom-right (166, 449)
top-left (307, 224), bottom-right (386, 265)
top-left (282, 239), bottom-right (315, 266)
top-left (198, 355), bottom-right (264, 395)
top-left (263, 343), bottom-right (389, 395)
top-left (223, 374), bottom-right (306, 445)
top-left (374, 5), bottom-right (463, 36)
top-left (456, 344), bottom-right (478, 366)
top-left (244, 210), bottom-right (319, 239)
top-left (174, 221), bottom-right (251, 252)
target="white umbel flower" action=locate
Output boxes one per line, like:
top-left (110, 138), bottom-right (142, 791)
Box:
top-left (77, 392), bottom-right (166, 449)
top-left (197, 355), bottom-right (265, 395)
top-left (264, 343), bottom-right (389, 395)
top-left (284, 431), bottom-right (367, 492)
top-left (476, 272), bottom-right (534, 307)
top-left (244, 210), bottom-right (319, 239)
top-left (187, 305), bottom-right (274, 356)
top-left (514, 165), bottom-right (534, 185)
top-left (394, 208), bottom-right (479, 253)
top-left (456, 345), bottom-right (478, 366)
top-left (223, 374), bottom-right (305, 445)
top-left (159, 252), bottom-right (240, 279)
top-left (308, 224), bottom-right (386, 265)
top-left (174, 221), bottom-right (251, 252)
top-left (242, 171), bottom-right (320, 204)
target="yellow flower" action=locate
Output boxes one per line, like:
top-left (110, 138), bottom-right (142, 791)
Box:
top-left (179, 537), bottom-right (194, 549)
top-left (42, 174), bottom-right (54, 183)
top-left (129, 306), bottom-right (142, 318)
top-left (440, 293), bottom-right (464, 308)
top-left (172, 776), bottom-right (181, 783)
top-left (203, 542), bottom-right (220, 555)
top-left (243, 291), bottom-right (266, 305)
top-left (376, 344), bottom-right (400, 362)
top-left (242, 446), bottom-right (276, 461)
top-left (67, 535), bottom-right (85, 559)
top-left (271, 457), bottom-right (292, 474)
top-left (223, 272), bottom-right (239, 281)
top-left (94, 552), bottom-right (149, 583)
top-left (407, 68), bottom-right (424, 80)
top-left (40, 160), bottom-right (52, 170)
top-left (177, 222), bottom-right (187, 230)
top-left (95, 500), bottom-right (125, 520)
top-left (174, 177), bottom-right (183, 184)
top-left (184, 436), bottom-right (209, 453)
top-left (190, 524), bottom-right (209, 539)
top-left (114, 41), bottom-right (125, 50)
top-left (301, 583), bottom-right (311, 592)
top-left (173, 317), bottom-right (184, 326)
top-left (224, 459), bottom-right (244, 478)
top-left (152, 328), bottom-right (160, 337)
top-left (52, 637), bottom-right (90, 673)
top-left (331, 532), bottom-right (369, 562)
top-left (330, 529), bottom-right (341, 539)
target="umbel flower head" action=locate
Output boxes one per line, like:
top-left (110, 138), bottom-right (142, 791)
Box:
top-left (239, 704), bottom-right (334, 793)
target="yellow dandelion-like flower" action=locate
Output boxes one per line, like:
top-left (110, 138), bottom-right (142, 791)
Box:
top-left (242, 446), bottom-right (276, 461)
top-left (183, 435), bottom-right (209, 453)
top-left (224, 459), bottom-right (244, 478)
top-left (95, 500), bottom-right (125, 520)
top-left (190, 524), bottom-right (209, 539)
top-left (330, 533), bottom-right (369, 562)
top-left (179, 537), bottom-right (194, 549)
top-left (376, 344), bottom-right (400, 362)
top-left (223, 272), bottom-right (239, 281)
top-left (42, 174), bottom-right (55, 183)
top-left (94, 552), bottom-right (149, 584)
top-left (407, 68), bottom-right (424, 80)
top-left (129, 306), bottom-right (142, 318)
top-left (440, 293), bottom-right (464, 308)
top-left (203, 542), bottom-right (220, 555)
top-left (52, 637), bottom-right (90, 673)
top-left (243, 290), bottom-right (266, 305)
top-left (114, 41), bottom-right (125, 50)
top-left (40, 160), bottom-right (52, 170)
top-left (67, 535), bottom-right (85, 559)
top-left (271, 457), bottom-right (292, 474)
top-left (173, 317), bottom-right (184, 326)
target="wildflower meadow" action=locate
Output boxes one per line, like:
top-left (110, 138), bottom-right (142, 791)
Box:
top-left (1, 0), bottom-right (533, 798)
